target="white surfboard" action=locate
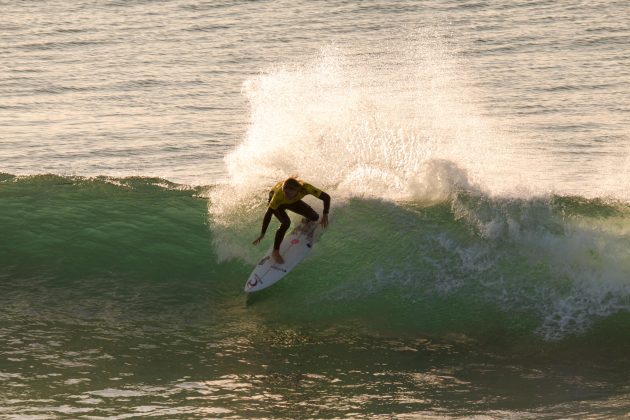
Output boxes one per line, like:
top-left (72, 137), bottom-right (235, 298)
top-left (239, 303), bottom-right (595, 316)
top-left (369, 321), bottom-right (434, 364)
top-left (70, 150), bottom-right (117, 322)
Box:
top-left (245, 220), bottom-right (323, 292)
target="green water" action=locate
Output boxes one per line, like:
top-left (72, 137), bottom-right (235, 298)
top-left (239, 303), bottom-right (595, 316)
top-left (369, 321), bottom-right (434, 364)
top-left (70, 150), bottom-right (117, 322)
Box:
top-left (2, 175), bottom-right (630, 417)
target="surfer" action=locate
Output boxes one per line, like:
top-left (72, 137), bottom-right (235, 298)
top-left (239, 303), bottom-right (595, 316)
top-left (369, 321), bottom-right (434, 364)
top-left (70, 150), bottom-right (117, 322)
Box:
top-left (252, 178), bottom-right (330, 264)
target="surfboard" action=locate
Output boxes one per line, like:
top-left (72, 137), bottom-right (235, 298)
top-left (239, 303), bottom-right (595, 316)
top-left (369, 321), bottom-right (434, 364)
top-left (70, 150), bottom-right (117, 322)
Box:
top-left (244, 219), bottom-right (323, 292)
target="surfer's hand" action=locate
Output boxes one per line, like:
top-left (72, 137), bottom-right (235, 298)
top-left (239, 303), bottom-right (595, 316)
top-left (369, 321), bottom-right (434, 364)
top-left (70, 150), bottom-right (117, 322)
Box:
top-left (320, 214), bottom-right (329, 228)
top-left (252, 234), bottom-right (264, 245)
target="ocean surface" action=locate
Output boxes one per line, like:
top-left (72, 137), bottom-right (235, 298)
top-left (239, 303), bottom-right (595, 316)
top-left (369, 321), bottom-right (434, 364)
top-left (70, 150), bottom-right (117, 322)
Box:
top-left (2, 0), bottom-right (630, 418)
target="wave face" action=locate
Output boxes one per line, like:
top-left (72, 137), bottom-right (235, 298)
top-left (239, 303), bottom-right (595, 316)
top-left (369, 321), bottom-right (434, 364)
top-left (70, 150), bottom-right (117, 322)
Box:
top-left (3, 173), bottom-right (630, 345)
top-left (0, 174), bottom-right (211, 281)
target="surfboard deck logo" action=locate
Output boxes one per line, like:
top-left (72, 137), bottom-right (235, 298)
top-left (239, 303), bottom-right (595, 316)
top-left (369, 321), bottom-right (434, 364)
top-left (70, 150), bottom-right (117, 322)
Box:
top-left (247, 274), bottom-right (263, 288)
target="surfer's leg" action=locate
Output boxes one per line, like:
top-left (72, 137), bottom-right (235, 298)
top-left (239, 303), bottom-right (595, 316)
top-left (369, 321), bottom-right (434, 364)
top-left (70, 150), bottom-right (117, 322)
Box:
top-left (273, 207), bottom-right (291, 250)
top-left (286, 200), bottom-right (319, 222)
top-left (285, 201), bottom-right (319, 236)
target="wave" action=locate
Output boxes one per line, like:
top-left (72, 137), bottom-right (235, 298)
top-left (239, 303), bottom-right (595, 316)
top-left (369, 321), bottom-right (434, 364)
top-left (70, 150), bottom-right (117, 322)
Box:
top-left (2, 173), bottom-right (630, 345)
top-left (3, 35), bottom-right (629, 346)
top-left (0, 173), bottom-right (212, 283)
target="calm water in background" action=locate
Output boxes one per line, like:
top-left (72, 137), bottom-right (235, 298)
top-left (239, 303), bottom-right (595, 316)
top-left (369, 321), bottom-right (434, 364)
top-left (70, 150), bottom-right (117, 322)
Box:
top-left (3, 0), bottom-right (629, 192)
top-left (2, 1), bottom-right (630, 418)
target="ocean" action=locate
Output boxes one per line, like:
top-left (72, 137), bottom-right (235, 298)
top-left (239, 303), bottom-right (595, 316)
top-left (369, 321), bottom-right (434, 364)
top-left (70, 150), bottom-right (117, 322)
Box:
top-left (2, 0), bottom-right (630, 418)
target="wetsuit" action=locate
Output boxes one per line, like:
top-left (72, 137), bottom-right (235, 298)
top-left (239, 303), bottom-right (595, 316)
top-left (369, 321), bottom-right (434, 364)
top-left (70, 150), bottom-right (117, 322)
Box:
top-left (260, 181), bottom-right (331, 250)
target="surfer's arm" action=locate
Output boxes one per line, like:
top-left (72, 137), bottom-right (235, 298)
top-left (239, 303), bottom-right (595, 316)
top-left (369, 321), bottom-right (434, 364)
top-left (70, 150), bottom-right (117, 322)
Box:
top-left (319, 192), bottom-right (331, 228)
top-left (319, 192), bottom-right (331, 214)
top-left (253, 207), bottom-right (274, 245)
top-left (253, 190), bottom-right (277, 245)
top-left (304, 183), bottom-right (330, 214)
top-left (261, 207), bottom-right (273, 235)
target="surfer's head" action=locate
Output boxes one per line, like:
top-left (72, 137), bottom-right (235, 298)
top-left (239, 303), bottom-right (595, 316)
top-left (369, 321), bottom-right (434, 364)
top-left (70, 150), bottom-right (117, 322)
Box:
top-left (282, 178), bottom-right (301, 199)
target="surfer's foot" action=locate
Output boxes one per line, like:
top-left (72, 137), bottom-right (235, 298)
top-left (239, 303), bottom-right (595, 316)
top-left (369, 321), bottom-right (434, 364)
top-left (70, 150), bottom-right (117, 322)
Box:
top-left (272, 249), bottom-right (284, 264)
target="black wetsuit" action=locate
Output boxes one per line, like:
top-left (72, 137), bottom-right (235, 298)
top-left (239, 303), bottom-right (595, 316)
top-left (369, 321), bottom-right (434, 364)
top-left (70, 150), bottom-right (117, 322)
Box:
top-left (261, 189), bottom-right (331, 250)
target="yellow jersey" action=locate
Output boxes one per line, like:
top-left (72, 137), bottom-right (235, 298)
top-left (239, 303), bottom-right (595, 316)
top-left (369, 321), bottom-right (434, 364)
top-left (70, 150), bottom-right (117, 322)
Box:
top-left (268, 180), bottom-right (323, 210)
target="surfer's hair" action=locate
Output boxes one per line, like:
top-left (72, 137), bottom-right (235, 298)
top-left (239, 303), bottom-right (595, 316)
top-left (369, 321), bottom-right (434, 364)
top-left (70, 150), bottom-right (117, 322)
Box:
top-left (283, 177), bottom-right (302, 190)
